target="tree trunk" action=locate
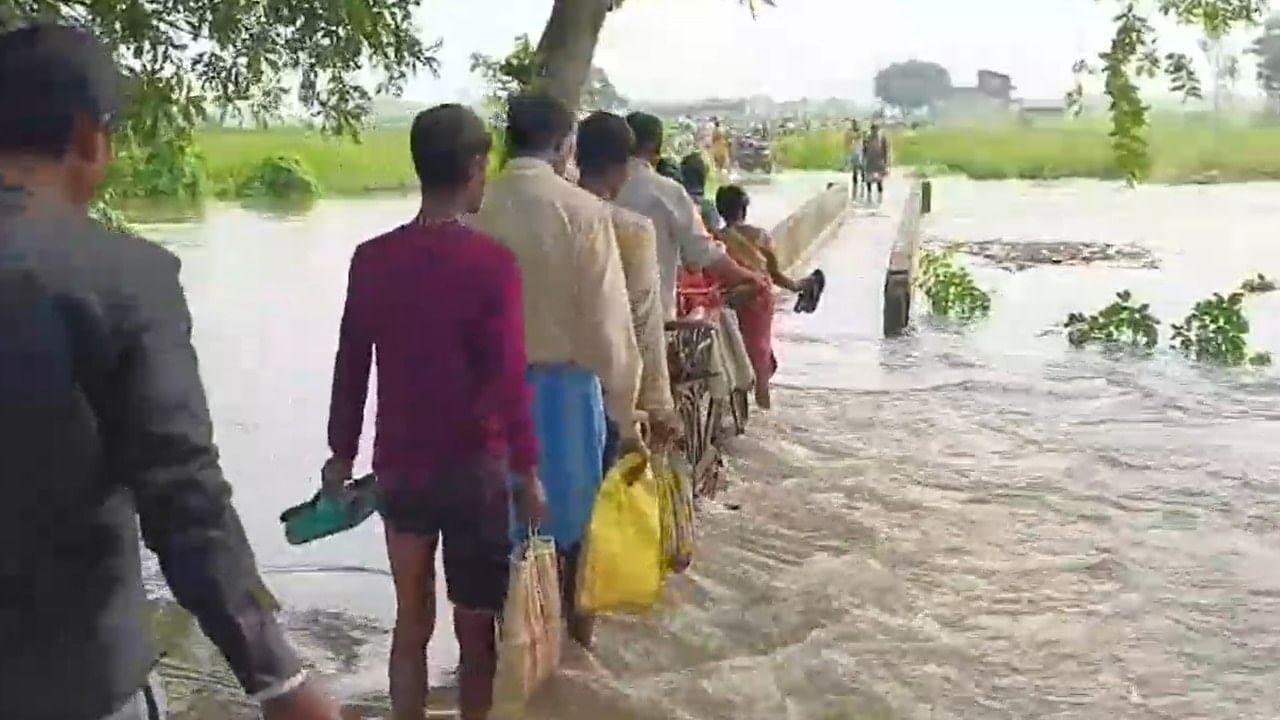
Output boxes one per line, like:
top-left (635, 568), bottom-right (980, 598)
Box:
top-left (534, 0), bottom-right (611, 111)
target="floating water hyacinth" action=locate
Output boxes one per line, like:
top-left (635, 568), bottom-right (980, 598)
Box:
top-left (917, 249), bottom-right (991, 322)
top-left (1172, 290), bottom-right (1272, 368)
top-left (1064, 290), bottom-right (1160, 351)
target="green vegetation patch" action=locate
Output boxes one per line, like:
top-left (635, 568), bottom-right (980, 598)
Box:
top-left (774, 121), bottom-right (1280, 184)
top-left (1172, 291), bottom-right (1272, 367)
top-left (917, 250), bottom-right (992, 322)
top-left (1064, 278), bottom-right (1273, 367)
top-left (774, 129), bottom-right (848, 172)
top-left (198, 127), bottom-right (417, 197)
top-left (234, 155), bottom-right (322, 200)
top-left (1064, 291), bottom-right (1160, 351)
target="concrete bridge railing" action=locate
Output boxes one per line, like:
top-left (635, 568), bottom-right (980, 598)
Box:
top-left (770, 183), bottom-right (850, 273)
top-left (883, 179), bottom-right (932, 337)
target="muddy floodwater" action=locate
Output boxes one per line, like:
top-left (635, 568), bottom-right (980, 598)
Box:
top-left (145, 176), bottom-right (1280, 719)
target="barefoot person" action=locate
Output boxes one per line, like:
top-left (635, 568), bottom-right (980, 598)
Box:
top-left (577, 111), bottom-right (683, 472)
top-left (475, 95), bottom-right (642, 648)
top-left (845, 118), bottom-right (865, 200)
top-left (715, 184), bottom-right (811, 410)
top-left (0, 23), bottom-right (336, 720)
top-left (863, 123), bottom-right (891, 204)
top-left (322, 104), bottom-right (546, 720)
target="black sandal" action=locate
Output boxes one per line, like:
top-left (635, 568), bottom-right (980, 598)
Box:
top-left (793, 269), bottom-right (826, 314)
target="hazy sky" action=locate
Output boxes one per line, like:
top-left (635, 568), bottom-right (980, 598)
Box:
top-left (406, 0), bottom-right (1262, 104)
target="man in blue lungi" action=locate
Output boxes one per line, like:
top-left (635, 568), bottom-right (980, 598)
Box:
top-left (475, 95), bottom-right (643, 647)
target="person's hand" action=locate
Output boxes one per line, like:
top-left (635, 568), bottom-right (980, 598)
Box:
top-left (514, 472), bottom-right (548, 527)
top-left (262, 682), bottom-right (341, 720)
top-left (320, 457), bottom-right (352, 497)
top-left (619, 427), bottom-right (649, 457)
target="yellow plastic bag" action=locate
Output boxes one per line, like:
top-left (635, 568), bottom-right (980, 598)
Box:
top-left (491, 534), bottom-right (562, 719)
top-left (577, 452), bottom-right (663, 614)
top-left (656, 451), bottom-right (696, 574)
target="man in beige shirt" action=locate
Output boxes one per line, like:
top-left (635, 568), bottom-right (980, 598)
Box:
top-left (473, 95), bottom-right (640, 648)
top-left (475, 96), bottom-right (640, 444)
top-left (574, 111), bottom-right (681, 446)
top-left (616, 112), bottom-right (766, 319)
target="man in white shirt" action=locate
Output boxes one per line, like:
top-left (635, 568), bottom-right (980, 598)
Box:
top-left (616, 112), bottom-right (765, 319)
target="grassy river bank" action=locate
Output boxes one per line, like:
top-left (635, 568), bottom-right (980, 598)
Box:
top-left (773, 120), bottom-right (1280, 183)
top-left (106, 119), bottom-right (1280, 212)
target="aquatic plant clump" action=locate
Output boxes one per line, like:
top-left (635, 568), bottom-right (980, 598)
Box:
top-left (1171, 291), bottom-right (1272, 367)
top-left (235, 155), bottom-right (322, 200)
top-left (1064, 290), bottom-right (1160, 351)
top-left (917, 250), bottom-right (992, 322)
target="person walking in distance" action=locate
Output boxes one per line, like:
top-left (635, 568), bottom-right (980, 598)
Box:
top-left (0, 23), bottom-right (337, 720)
top-left (845, 118), bottom-right (865, 201)
top-left (862, 123), bottom-right (891, 204)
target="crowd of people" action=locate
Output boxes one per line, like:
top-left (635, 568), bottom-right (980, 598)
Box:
top-left (0, 22), bottom-right (824, 720)
top-left (679, 113), bottom-right (893, 200)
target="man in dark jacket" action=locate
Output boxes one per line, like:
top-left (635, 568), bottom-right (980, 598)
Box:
top-left (0, 23), bottom-right (336, 720)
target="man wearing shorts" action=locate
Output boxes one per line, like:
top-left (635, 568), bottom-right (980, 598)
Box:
top-left (322, 105), bottom-right (546, 720)
top-left (862, 123), bottom-right (891, 204)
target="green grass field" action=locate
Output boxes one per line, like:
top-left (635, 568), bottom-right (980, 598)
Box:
top-left (197, 126), bottom-right (418, 197)
top-left (774, 120), bottom-right (1280, 183)
top-left (131, 118), bottom-right (1280, 205)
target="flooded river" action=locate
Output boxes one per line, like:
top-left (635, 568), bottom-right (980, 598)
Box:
top-left (147, 176), bottom-right (1280, 719)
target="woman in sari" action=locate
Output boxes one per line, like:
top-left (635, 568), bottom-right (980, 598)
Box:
top-left (714, 184), bottom-right (808, 410)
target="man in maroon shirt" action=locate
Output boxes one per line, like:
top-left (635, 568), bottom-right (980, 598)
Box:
top-left (320, 105), bottom-right (546, 720)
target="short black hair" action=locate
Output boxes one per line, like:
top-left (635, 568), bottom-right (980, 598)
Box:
top-left (575, 111), bottom-right (634, 178)
top-left (506, 94), bottom-right (574, 156)
top-left (655, 158), bottom-right (681, 182)
top-left (715, 184), bottom-right (750, 221)
top-left (679, 153), bottom-right (708, 195)
top-left (409, 104), bottom-right (492, 190)
top-left (626, 112), bottom-right (664, 155)
top-left (0, 23), bottom-right (122, 158)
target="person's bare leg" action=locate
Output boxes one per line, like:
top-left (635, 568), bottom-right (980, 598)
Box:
top-left (560, 546), bottom-right (596, 648)
top-left (754, 381), bottom-right (772, 410)
top-left (454, 606), bottom-right (498, 720)
top-left (386, 527), bottom-right (439, 720)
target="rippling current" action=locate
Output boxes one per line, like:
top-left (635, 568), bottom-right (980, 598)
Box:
top-left (146, 176), bottom-right (1280, 719)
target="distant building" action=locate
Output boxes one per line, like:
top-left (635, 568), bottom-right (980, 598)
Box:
top-left (932, 69), bottom-right (1017, 124)
top-left (1017, 99), bottom-right (1068, 124)
top-left (976, 70), bottom-right (1014, 101)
